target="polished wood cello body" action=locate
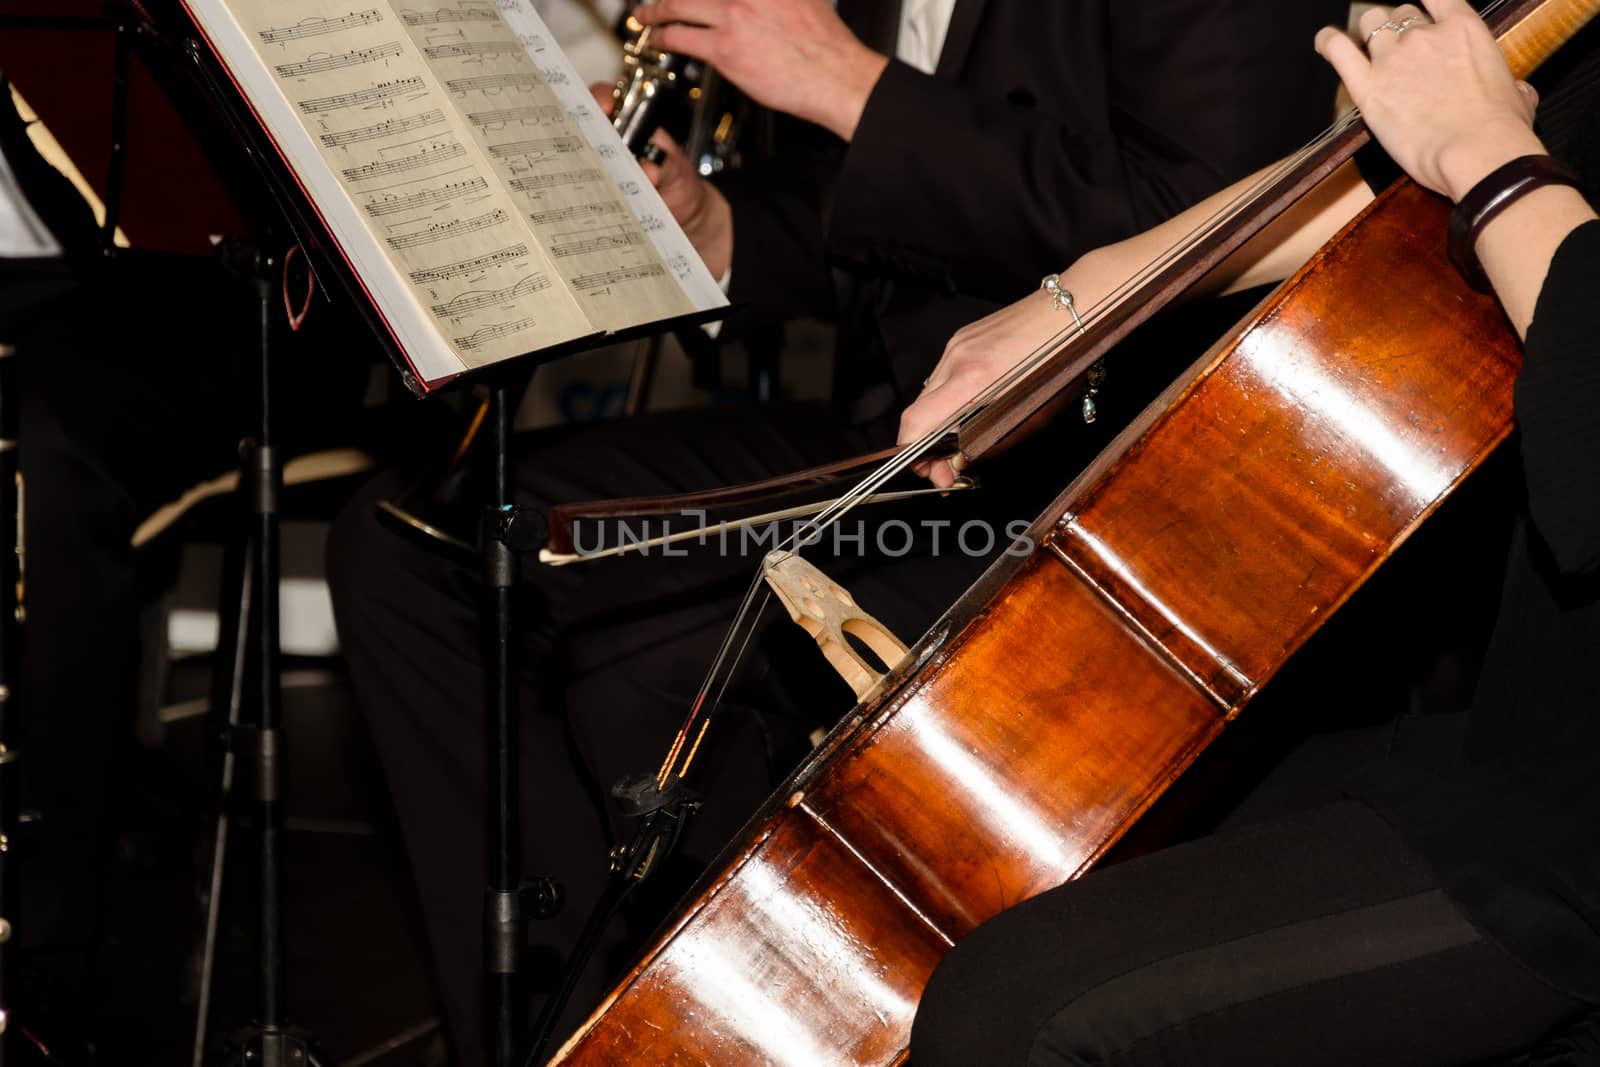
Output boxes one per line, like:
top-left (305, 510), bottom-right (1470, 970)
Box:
top-left (550, 1), bottom-right (1599, 1061)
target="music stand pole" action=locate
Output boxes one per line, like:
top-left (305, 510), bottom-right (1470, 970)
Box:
top-left (480, 377), bottom-right (560, 1067)
top-left (209, 239), bottom-right (320, 1067)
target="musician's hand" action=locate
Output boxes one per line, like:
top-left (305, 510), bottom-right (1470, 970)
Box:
top-left (1314, 0), bottom-right (1543, 202)
top-left (588, 81), bottom-right (734, 277)
top-left (631, 0), bottom-right (889, 141)
top-left (898, 288), bottom-right (1066, 488)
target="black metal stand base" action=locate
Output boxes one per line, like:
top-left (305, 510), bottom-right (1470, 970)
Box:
top-left (221, 1024), bottom-right (323, 1067)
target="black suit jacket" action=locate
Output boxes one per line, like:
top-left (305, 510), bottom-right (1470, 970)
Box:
top-left (714, 0), bottom-right (1346, 406)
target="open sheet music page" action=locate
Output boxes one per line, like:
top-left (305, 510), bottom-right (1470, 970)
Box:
top-left (486, 0), bottom-right (727, 314)
top-left (182, 0), bottom-right (728, 390)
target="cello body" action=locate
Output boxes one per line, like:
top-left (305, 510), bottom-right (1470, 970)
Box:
top-left (549, 177), bottom-right (1524, 1065)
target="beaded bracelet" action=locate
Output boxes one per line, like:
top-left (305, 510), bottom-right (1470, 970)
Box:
top-left (1447, 154), bottom-right (1580, 292)
top-left (1039, 273), bottom-right (1106, 424)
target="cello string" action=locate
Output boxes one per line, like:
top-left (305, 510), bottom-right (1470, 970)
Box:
top-left (673, 588), bottom-right (771, 781)
top-left (668, 116), bottom-right (1360, 759)
top-left (661, 583), bottom-right (772, 782)
top-left (663, 0), bottom-right (1524, 773)
top-left (791, 116), bottom-right (1358, 539)
top-left (658, 570), bottom-right (770, 781)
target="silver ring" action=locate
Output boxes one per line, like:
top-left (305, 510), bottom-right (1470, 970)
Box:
top-left (1365, 18), bottom-right (1405, 45)
top-left (1394, 14), bottom-right (1427, 33)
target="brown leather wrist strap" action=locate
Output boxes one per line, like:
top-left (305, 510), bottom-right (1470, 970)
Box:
top-left (1448, 153), bottom-right (1580, 292)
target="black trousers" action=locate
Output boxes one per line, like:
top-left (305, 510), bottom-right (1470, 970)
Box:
top-left (910, 793), bottom-right (1587, 1066)
top-left (326, 402), bottom-right (1069, 1067)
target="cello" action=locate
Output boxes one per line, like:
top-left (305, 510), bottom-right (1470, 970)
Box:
top-left (547, 0), bottom-right (1600, 1061)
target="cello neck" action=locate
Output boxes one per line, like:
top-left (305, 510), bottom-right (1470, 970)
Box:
top-left (1501, 0), bottom-right (1600, 78)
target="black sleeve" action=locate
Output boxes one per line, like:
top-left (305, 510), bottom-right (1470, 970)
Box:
top-left (713, 132), bottom-right (844, 332)
top-left (822, 0), bottom-right (1346, 303)
top-left (1514, 218), bottom-right (1600, 576)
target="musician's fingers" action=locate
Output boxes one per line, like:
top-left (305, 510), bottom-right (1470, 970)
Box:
top-left (589, 81), bottom-right (616, 116)
top-left (1418, 0), bottom-right (1474, 24)
top-left (645, 23), bottom-right (720, 62)
top-left (640, 132), bottom-right (694, 187)
top-left (1315, 25), bottom-right (1373, 103)
top-left (1355, 5), bottom-right (1394, 39)
top-left (649, 125), bottom-right (687, 160)
top-left (633, 0), bottom-right (724, 29)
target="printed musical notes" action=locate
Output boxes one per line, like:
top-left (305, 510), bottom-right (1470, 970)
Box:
top-left (422, 41), bottom-right (524, 60)
top-left (223, 0), bottom-right (590, 370)
top-left (444, 73), bottom-right (538, 94)
top-left (465, 104), bottom-right (566, 128)
top-left (397, 4), bottom-right (498, 25)
top-left (454, 317), bottom-right (537, 351)
top-left (321, 108), bottom-right (445, 146)
top-left (508, 169), bottom-right (602, 194)
top-left (408, 244), bottom-right (529, 284)
top-left (490, 0), bottom-right (727, 313)
top-left (527, 201), bottom-right (627, 226)
top-left (259, 10), bottom-right (383, 44)
top-left (666, 253), bottom-right (696, 280)
top-left (487, 136), bottom-right (582, 159)
top-left (571, 263), bottom-right (667, 291)
top-left (274, 41), bottom-right (402, 78)
top-left (396, 0), bottom-right (698, 329)
top-left (188, 0), bottom-right (723, 382)
top-left (550, 230), bottom-right (646, 259)
top-left (387, 208), bottom-right (508, 250)
top-left (363, 175), bottom-right (487, 216)
top-left (299, 76), bottom-right (424, 114)
top-left (430, 273), bottom-right (551, 318)
top-left (341, 140), bottom-right (464, 181)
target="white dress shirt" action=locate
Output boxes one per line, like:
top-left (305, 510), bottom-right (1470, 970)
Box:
top-left (0, 146), bottom-right (61, 259)
top-left (896, 0), bottom-right (958, 76)
top-left (709, 0), bottom-right (959, 305)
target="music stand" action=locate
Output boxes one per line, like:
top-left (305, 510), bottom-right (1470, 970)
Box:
top-left (167, 10), bottom-right (727, 1065)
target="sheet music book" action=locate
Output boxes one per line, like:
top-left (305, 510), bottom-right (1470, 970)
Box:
top-left (182, 0), bottom-right (727, 391)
